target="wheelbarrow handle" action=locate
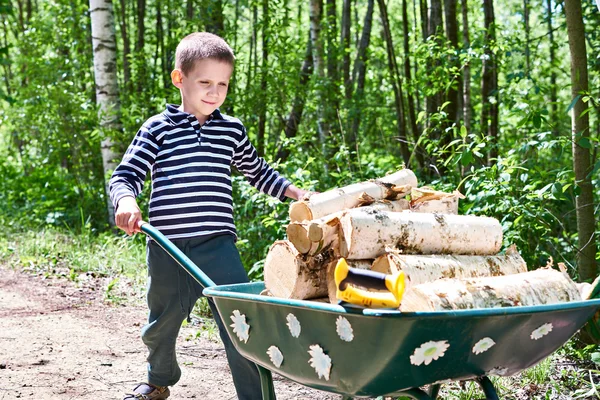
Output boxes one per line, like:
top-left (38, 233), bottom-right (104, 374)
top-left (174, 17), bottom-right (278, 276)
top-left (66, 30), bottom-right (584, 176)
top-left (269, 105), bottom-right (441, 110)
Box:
top-left (138, 221), bottom-right (216, 289)
top-left (334, 258), bottom-right (405, 309)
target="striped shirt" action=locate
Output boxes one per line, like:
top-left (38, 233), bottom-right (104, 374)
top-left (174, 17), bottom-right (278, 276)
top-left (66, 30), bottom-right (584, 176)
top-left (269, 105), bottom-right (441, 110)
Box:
top-left (109, 104), bottom-right (291, 240)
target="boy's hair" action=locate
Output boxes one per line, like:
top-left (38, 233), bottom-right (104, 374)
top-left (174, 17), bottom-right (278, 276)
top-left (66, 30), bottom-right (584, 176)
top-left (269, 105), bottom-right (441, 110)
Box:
top-left (175, 32), bottom-right (235, 76)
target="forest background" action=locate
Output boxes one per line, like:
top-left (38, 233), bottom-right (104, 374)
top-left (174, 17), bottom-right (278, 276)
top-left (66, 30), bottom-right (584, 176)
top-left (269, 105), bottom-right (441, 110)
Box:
top-left (0, 0), bottom-right (598, 293)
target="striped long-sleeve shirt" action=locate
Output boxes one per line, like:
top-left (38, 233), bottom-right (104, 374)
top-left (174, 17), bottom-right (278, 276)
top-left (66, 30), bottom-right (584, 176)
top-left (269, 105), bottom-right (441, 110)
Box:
top-left (109, 104), bottom-right (291, 240)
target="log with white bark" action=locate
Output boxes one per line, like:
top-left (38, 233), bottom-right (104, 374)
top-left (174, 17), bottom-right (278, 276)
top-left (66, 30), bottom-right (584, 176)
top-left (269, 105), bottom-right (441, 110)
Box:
top-left (410, 187), bottom-right (464, 214)
top-left (339, 209), bottom-right (503, 259)
top-left (263, 240), bottom-right (335, 299)
top-left (371, 245), bottom-right (527, 287)
top-left (286, 199), bottom-right (410, 256)
top-left (289, 169), bottom-right (417, 222)
top-left (263, 240), bottom-right (375, 300)
top-left (400, 268), bottom-right (581, 312)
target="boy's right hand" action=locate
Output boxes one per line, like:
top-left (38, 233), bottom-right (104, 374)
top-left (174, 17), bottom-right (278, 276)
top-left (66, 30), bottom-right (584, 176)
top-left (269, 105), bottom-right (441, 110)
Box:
top-left (115, 196), bottom-right (142, 236)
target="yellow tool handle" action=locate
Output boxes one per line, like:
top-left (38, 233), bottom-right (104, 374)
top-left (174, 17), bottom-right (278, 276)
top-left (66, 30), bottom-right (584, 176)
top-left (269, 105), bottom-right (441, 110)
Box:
top-left (334, 258), bottom-right (405, 308)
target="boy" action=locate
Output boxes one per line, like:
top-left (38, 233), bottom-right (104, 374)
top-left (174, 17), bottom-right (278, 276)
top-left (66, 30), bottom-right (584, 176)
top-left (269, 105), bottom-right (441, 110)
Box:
top-left (110, 32), bottom-right (308, 400)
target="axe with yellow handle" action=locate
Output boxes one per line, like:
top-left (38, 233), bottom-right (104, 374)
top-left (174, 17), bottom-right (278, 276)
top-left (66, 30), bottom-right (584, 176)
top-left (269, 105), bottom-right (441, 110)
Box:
top-left (334, 258), bottom-right (405, 308)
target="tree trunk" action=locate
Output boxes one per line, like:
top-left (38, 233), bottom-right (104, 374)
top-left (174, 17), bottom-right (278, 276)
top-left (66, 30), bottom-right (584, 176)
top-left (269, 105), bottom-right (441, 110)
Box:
top-left (378, 0), bottom-right (410, 166)
top-left (546, 0), bottom-right (558, 136)
top-left (117, 0), bottom-right (131, 93)
top-left (444, 0), bottom-right (459, 126)
top-left (203, 0), bottom-right (224, 36)
top-left (460, 0), bottom-right (471, 174)
top-left (325, 0), bottom-right (340, 126)
top-left (419, 0), bottom-right (428, 40)
top-left (481, 0), bottom-right (498, 164)
top-left (257, 0), bottom-right (268, 156)
top-left (565, 0), bottom-right (598, 282)
top-left (401, 268), bottom-right (582, 312)
top-left (372, 246), bottom-right (527, 286)
top-left (523, 0), bottom-right (530, 76)
top-left (425, 0), bottom-right (443, 152)
top-left (276, 36), bottom-right (313, 162)
top-left (289, 169), bottom-right (417, 222)
top-left (349, 0), bottom-right (374, 156)
top-left (89, 0), bottom-right (121, 226)
top-left (339, 210), bottom-right (503, 259)
top-left (309, 0), bottom-right (329, 158)
top-left (135, 0), bottom-right (146, 95)
top-left (403, 0), bottom-right (423, 168)
top-left (341, 0), bottom-right (351, 100)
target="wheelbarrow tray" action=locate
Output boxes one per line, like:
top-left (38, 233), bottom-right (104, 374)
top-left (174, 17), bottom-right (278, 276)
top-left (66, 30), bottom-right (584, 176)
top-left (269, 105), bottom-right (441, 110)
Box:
top-left (205, 282), bottom-right (600, 398)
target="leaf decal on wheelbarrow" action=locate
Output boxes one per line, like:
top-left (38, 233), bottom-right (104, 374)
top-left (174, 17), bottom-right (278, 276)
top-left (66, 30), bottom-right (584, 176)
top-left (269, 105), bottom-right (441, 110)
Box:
top-left (267, 346), bottom-right (283, 368)
top-left (308, 344), bottom-right (332, 381)
top-left (410, 340), bottom-right (450, 366)
top-left (286, 313), bottom-right (301, 338)
top-left (530, 323), bottom-right (553, 340)
top-left (336, 316), bottom-right (354, 342)
top-left (230, 310), bottom-right (250, 343)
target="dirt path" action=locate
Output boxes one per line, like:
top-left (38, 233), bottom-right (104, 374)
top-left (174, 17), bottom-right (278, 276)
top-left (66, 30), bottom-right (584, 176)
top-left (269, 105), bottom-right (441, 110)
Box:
top-left (0, 266), bottom-right (338, 400)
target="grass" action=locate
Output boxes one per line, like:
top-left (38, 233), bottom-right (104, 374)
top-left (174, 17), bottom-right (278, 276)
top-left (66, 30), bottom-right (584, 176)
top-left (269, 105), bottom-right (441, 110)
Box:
top-left (2, 225), bottom-right (600, 397)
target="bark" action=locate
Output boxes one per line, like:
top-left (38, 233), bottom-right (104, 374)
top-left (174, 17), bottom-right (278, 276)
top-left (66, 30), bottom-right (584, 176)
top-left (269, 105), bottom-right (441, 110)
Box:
top-left (203, 0), bottom-right (225, 36)
top-left (339, 210), bottom-right (503, 259)
top-left (565, 0), bottom-right (598, 282)
top-left (460, 0), bottom-right (471, 173)
top-left (325, 0), bottom-right (340, 121)
top-left (481, 0), bottom-right (498, 163)
top-left (287, 200), bottom-right (411, 256)
top-left (289, 169), bottom-right (417, 222)
top-left (444, 0), bottom-right (459, 126)
top-left (89, 0), bottom-right (121, 226)
top-left (372, 245), bottom-right (527, 286)
top-left (134, 0), bottom-right (146, 95)
top-left (276, 36), bottom-right (313, 162)
top-left (523, 0), bottom-right (530, 76)
top-left (419, 0), bottom-right (428, 40)
top-left (117, 0), bottom-right (131, 91)
top-left (257, 0), bottom-right (268, 156)
top-left (349, 0), bottom-right (374, 154)
top-left (186, 0), bottom-right (194, 20)
top-left (263, 240), bottom-right (337, 299)
top-left (546, 0), bottom-right (558, 135)
top-left (341, 0), bottom-right (351, 100)
top-left (403, 0), bottom-right (423, 168)
top-left (409, 187), bottom-right (463, 214)
top-left (425, 0), bottom-right (443, 147)
top-left (378, 0), bottom-right (410, 166)
top-left (309, 0), bottom-right (329, 155)
top-left (400, 268), bottom-right (582, 312)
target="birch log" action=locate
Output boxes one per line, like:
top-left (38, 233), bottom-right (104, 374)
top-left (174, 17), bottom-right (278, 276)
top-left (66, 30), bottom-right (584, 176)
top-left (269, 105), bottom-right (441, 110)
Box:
top-left (371, 245), bottom-right (526, 286)
top-left (264, 240), bottom-right (336, 299)
top-left (400, 268), bottom-right (581, 312)
top-left (286, 199), bottom-right (409, 256)
top-left (339, 209), bottom-right (503, 259)
top-left (289, 169), bottom-right (417, 222)
top-left (410, 187), bottom-right (464, 214)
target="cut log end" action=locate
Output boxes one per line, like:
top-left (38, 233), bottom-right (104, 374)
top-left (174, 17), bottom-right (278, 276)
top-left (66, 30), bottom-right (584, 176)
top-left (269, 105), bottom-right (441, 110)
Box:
top-left (289, 201), bottom-right (313, 222)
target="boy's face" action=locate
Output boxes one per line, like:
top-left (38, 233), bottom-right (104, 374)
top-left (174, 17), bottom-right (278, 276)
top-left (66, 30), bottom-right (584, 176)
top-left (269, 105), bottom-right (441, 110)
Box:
top-left (171, 59), bottom-right (233, 121)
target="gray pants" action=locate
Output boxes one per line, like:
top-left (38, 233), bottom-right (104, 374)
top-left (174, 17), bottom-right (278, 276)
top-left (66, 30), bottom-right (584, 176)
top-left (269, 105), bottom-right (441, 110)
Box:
top-left (143, 234), bottom-right (262, 399)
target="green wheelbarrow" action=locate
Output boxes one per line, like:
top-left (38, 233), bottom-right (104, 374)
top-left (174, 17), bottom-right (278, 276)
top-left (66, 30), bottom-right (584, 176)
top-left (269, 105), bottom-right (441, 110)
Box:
top-left (141, 223), bottom-right (600, 400)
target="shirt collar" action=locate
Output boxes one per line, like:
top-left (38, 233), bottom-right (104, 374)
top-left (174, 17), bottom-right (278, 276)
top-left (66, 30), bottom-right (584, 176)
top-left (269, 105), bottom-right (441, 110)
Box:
top-left (165, 104), bottom-right (224, 123)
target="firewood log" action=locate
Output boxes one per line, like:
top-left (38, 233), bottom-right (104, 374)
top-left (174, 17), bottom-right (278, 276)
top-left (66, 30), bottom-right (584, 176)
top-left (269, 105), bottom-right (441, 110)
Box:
top-left (371, 245), bottom-right (527, 287)
top-left (410, 187), bottom-right (464, 214)
top-left (289, 169), bottom-right (417, 222)
top-left (263, 240), bottom-right (336, 299)
top-left (339, 209), bottom-right (502, 259)
top-left (400, 268), bottom-right (581, 312)
top-left (286, 200), bottom-right (409, 256)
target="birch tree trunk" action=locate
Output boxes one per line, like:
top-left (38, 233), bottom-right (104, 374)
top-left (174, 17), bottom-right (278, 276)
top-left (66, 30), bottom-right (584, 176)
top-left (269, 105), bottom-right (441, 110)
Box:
top-left (372, 245), bottom-right (527, 286)
top-left (339, 209), bottom-right (503, 259)
top-left (289, 168), bottom-right (417, 221)
top-left (90, 0), bottom-right (121, 227)
top-left (401, 268), bottom-right (582, 312)
top-left (565, 0), bottom-right (598, 282)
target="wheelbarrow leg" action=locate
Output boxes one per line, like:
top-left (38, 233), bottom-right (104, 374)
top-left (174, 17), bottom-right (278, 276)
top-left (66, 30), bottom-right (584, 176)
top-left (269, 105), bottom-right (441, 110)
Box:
top-left (256, 364), bottom-right (277, 400)
top-left (475, 376), bottom-right (499, 400)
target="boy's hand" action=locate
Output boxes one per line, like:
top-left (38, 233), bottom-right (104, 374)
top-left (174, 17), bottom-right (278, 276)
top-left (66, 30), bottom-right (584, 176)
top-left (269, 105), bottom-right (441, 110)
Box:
top-left (285, 185), bottom-right (318, 201)
top-left (115, 196), bottom-right (142, 236)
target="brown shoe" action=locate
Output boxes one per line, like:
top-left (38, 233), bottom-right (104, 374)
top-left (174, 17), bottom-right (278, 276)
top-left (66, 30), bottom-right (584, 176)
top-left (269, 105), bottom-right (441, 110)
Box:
top-left (123, 383), bottom-right (170, 400)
